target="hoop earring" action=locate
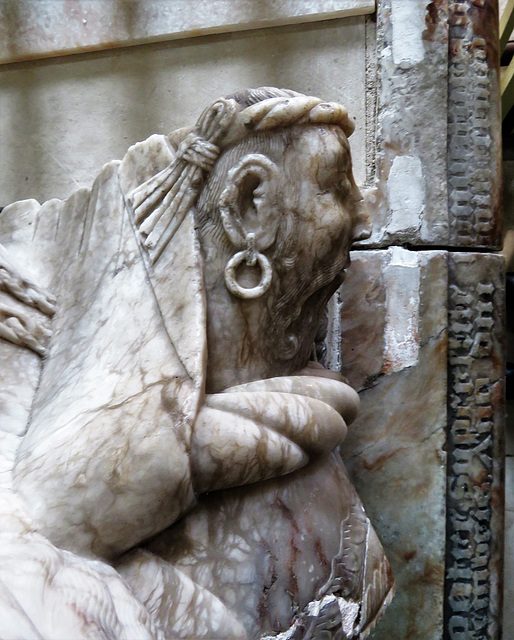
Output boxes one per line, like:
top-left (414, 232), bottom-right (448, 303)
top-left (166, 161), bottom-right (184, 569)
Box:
top-left (224, 233), bottom-right (272, 299)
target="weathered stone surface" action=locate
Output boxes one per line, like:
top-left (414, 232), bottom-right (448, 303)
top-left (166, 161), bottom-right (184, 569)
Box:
top-left (446, 253), bottom-right (504, 640)
top-left (0, 16), bottom-right (367, 206)
top-left (331, 248), bottom-right (505, 640)
top-left (337, 248), bottom-right (448, 640)
top-left (360, 0), bottom-right (450, 246)
top-left (360, 0), bottom-right (501, 250)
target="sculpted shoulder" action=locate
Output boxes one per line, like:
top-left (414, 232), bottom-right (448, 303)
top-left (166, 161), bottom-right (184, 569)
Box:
top-left (4, 88), bottom-right (366, 560)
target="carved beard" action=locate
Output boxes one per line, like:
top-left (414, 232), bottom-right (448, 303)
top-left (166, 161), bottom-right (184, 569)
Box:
top-left (264, 209), bottom-right (351, 370)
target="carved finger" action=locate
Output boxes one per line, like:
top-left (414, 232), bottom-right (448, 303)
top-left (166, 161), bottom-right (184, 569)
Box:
top-left (0, 305), bottom-right (50, 356)
top-left (222, 376), bottom-right (359, 425)
top-left (0, 245), bottom-right (56, 317)
top-left (205, 391), bottom-right (348, 456)
top-left (1, 317), bottom-right (46, 356)
top-left (191, 405), bottom-right (307, 493)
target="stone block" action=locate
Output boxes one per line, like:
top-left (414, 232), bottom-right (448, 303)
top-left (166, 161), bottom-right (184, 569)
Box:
top-left (338, 248), bottom-right (448, 639)
top-left (359, 0), bottom-right (501, 250)
top-left (446, 252), bottom-right (504, 640)
top-left (332, 247), bottom-right (504, 639)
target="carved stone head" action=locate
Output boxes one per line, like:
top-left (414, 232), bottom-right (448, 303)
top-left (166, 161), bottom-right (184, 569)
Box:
top-left (0, 87), bottom-right (394, 639)
top-left (129, 87), bottom-right (371, 391)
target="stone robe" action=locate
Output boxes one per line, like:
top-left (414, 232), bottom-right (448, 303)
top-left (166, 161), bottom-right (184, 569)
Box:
top-left (0, 134), bottom-right (393, 639)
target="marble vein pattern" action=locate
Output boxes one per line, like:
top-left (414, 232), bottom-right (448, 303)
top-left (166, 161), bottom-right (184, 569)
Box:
top-left (0, 88), bottom-right (393, 638)
top-left (338, 249), bottom-right (448, 639)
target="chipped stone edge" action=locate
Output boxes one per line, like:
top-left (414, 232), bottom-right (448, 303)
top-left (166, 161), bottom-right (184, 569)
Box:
top-left (259, 587), bottom-right (396, 640)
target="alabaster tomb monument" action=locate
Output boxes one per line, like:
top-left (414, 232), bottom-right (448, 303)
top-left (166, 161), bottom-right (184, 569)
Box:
top-left (0, 87), bottom-right (395, 639)
top-left (0, 4), bottom-right (506, 637)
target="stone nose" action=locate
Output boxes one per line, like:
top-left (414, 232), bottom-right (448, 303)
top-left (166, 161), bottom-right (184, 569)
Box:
top-left (351, 189), bottom-right (372, 242)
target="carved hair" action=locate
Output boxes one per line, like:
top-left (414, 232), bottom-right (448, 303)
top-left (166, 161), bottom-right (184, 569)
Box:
top-left (127, 87), bottom-right (355, 264)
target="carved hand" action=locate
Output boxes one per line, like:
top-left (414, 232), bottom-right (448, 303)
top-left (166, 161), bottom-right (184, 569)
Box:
top-left (191, 374), bottom-right (359, 493)
top-left (0, 302), bottom-right (52, 356)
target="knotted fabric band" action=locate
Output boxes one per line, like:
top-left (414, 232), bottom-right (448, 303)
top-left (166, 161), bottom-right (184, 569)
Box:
top-left (177, 134), bottom-right (220, 172)
top-left (127, 91), bottom-right (354, 264)
top-left (128, 98), bottom-right (237, 263)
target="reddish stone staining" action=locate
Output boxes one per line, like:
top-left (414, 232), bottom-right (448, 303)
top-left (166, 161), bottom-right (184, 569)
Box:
top-left (404, 549), bottom-right (417, 563)
top-left (361, 447), bottom-right (403, 472)
top-left (382, 329), bottom-right (420, 375)
top-left (491, 485), bottom-right (504, 504)
top-left (258, 561), bottom-right (278, 623)
top-left (313, 537), bottom-right (331, 573)
top-left (386, 562), bottom-right (395, 588)
top-left (273, 496), bottom-right (300, 532)
top-left (450, 0), bottom-right (500, 70)
top-left (432, 335), bottom-right (448, 363)
top-left (474, 468), bottom-right (492, 486)
top-left (421, 562), bottom-right (445, 587)
top-left (490, 352), bottom-right (505, 372)
top-left (423, 0), bottom-right (447, 42)
top-left (381, 353), bottom-right (418, 377)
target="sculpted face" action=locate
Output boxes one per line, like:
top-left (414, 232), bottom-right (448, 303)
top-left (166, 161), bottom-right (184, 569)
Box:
top-left (266, 125), bottom-right (369, 362)
top-left (197, 123), bottom-right (370, 390)
top-left (277, 125), bottom-right (367, 265)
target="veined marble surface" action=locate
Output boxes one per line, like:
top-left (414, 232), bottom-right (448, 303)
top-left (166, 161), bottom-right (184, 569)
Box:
top-left (138, 453), bottom-right (392, 639)
top-left (0, 88), bottom-right (393, 638)
top-left (338, 248), bottom-right (448, 639)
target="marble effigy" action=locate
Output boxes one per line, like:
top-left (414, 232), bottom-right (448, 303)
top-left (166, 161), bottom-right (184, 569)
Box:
top-left (0, 88), bottom-right (394, 639)
top-left (337, 248), bottom-right (449, 638)
top-left (0, 3), bottom-right (505, 637)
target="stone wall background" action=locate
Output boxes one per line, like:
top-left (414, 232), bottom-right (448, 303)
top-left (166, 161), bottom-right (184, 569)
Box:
top-left (0, 16), bottom-right (368, 206)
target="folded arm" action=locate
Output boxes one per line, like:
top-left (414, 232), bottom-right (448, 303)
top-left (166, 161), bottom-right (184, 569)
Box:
top-left (191, 373), bottom-right (359, 493)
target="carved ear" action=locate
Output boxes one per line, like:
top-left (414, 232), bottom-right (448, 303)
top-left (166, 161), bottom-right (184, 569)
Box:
top-left (220, 154), bottom-right (279, 251)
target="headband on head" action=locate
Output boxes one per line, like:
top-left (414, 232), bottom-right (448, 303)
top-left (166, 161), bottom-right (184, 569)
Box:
top-left (127, 90), bottom-right (355, 264)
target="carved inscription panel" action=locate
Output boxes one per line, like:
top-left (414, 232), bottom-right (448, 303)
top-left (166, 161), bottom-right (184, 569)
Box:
top-left (446, 253), bottom-right (504, 640)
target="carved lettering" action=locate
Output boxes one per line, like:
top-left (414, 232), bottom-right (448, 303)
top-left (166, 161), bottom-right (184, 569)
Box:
top-left (448, 0), bottom-right (500, 248)
top-left (446, 253), bottom-right (503, 640)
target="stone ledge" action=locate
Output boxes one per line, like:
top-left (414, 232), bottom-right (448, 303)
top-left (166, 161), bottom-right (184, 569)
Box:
top-left (0, 0), bottom-right (375, 65)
